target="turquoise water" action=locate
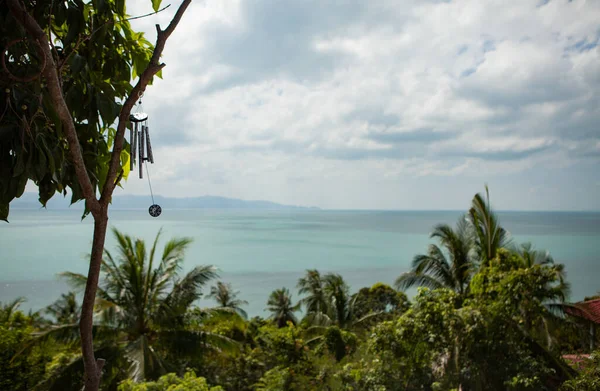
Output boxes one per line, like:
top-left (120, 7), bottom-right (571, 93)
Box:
top-left (1, 208), bottom-right (598, 317)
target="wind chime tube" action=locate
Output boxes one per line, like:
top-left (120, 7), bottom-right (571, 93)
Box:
top-left (144, 125), bottom-right (154, 164)
top-left (129, 127), bottom-right (134, 171)
top-left (138, 129), bottom-right (144, 179)
top-left (132, 124), bottom-right (138, 166)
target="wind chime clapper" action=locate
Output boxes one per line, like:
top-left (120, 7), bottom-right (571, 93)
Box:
top-left (128, 107), bottom-right (161, 218)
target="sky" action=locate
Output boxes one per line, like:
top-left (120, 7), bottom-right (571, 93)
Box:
top-left (109, 0), bottom-right (600, 211)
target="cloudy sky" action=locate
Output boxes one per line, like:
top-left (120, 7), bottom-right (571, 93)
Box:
top-left (117, 0), bottom-right (600, 210)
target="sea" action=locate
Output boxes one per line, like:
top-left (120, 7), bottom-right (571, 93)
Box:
top-left (1, 208), bottom-right (599, 317)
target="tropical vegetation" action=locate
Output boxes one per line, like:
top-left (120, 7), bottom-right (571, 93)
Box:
top-left (1, 188), bottom-right (599, 390)
top-left (1, 1), bottom-right (193, 389)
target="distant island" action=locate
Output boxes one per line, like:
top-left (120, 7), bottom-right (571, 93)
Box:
top-left (10, 192), bottom-right (320, 211)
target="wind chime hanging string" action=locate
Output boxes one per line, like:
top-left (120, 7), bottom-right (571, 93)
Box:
top-left (129, 93), bottom-right (161, 217)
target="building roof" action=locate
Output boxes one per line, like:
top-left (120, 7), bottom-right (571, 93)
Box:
top-left (562, 354), bottom-right (592, 370)
top-left (565, 298), bottom-right (600, 324)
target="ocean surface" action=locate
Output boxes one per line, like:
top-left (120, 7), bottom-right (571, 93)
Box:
top-left (1, 208), bottom-right (599, 317)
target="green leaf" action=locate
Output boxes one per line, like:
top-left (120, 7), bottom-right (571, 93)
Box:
top-left (14, 174), bottom-right (28, 199)
top-left (70, 54), bottom-right (86, 73)
top-left (97, 94), bottom-right (119, 126)
top-left (38, 177), bottom-right (56, 207)
top-left (119, 149), bottom-right (131, 184)
top-left (70, 181), bottom-right (83, 205)
top-left (64, 7), bottom-right (84, 47)
top-left (116, 0), bottom-right (126, 16)
top-left (151, 0), bottom-right (162, 12)
top-left (97, 0), bottom-right (108, 14)
top-left (81, 202), bottom-right (91, 221)
top-left (13, 155), bottom-right (26, 177)
top-left (0, 202), bottom-right (8, 222)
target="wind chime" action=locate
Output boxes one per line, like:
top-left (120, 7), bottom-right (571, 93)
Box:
top-left (129, 94), bottom-right (161, 217)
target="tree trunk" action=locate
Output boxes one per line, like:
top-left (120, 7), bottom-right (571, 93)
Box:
top-left (80, 212), bottom-right (109, 391)
top-left (6, 1), bottom-right (193, 389)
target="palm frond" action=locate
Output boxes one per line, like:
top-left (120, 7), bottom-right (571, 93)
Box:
top-left (304, 325), bottom-right (330, 341)
top-left (157, 265), bottom-right (218, 327)
top-left (59, 271), bottom-right (88, 291)
top-left (158, 329), bottom-right (240, 356)
top-left (304, 311), bottom-right (333, 327)
top-left (12, 323), bottom-right (119, 363)
top-left (414, 248), bottom-right (455, 289)
top-left (33, 344), bottom-right (124, 391)
top-left (160, 237), bottom-right (193, 270)
top-left (395, 272), bottom-right (445, 291)
top-left (468, 186), bottom-right (510, 263)
top-left (45, 292), bottom-right (80, 324)
top-left (0, 296), bottom-right (26, 322)
top-left (266, 288), bottom-right (300, 327)
top-left (234, 306), bottom-right (248, 319)
top-left (352, 310), bottom-right (384, 328)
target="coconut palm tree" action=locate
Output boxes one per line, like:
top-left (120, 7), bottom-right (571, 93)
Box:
top-left (395, 217), bottom-right (475, 297)
top-left (513, 242), bottom-right (570, 298)
top-left (59, 228), bottom-right (233, 382)
top-left (208, 281), bottom-right (249, 319)
top-left (266, 288), bottom-right (301, 328)
top-left (0, 297), bottom-right (25, 324)
top-left (45, 292), bottom-right (80, 324)
top-left (302, 274), bottom-right (380, 360)
top-left (297, 269), bottom-right (329, 316)
top-left (507, 243), bottom-right (572, 349)
top-left (514, 242), bottom-right (554, 267)
top-left (468, 185), bottom-right (510, 264)
top-left (304, 273), bottom-right (381, 330)
top-left (322, 273), bottom-right (353, 329)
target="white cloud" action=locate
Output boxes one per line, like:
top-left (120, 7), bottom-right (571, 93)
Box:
top-left (118, 0), bottom-right (600, 210)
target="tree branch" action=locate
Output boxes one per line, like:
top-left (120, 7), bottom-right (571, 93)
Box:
top-left (100, 0), bottom-right (192, 205)
top-left (6, 0), bottom-right (101, 216)
top-left (5, 3), bottom-right (193, 391)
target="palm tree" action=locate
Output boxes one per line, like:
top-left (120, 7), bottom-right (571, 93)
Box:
top-left (468, 185), bottom-right (510, 264)
top-left (514, 242), bottom-right (554, 267)
top-left (266, 288), bottom-right (300, 328)
top-left (0, 297), bottom-right (25, 324)
top-left (297, 269), bottom-right (329, 315)
top-left (208, 281), bottom-right (249, 319)
top-left (302, 274), bottom-right (380, 361)
top-left (59, 228), bottom-right (233, 382)
top-left (323, 273), bottom-right (353, 329)
top-left (513, 242), bottom-right (570, 298)
top-left (395, 217), bottom-right (475, 297)
top-left (304, 273), bottom-right (380, 330)
top-left (509, 243), bottom-right (572, 348)
top-left (45, 292), bottom-right (80, 324)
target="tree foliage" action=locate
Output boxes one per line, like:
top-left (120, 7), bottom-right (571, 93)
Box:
top-left (54, 228), bottom-right (230, 384)
top-left (396, 217), bottom-right (475, 297)
top-left (209, 281), bottom-right (249, 319)
top-left (0, 0), bottom-right (158, 221)
top-left (266, 288), bottom-right (301, 328)
top-left (0, 188), bottom-right (594, 390)
top-left (559, 352), bottom-right (600, 391)
top-left (118, 371), bottom-right (223, 391)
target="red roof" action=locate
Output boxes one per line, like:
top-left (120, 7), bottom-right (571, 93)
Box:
top-left (565, 298), bottom-right (600, 324)
top-left (562, 354), bottom-right (591, 370)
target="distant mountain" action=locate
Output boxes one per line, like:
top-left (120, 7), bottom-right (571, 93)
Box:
top-left (10, 192), bottom-right (319, 210)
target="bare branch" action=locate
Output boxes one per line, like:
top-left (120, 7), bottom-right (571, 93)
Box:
top-left (126, 4), bottom-right (172, 22)
top-left (58, 34), bottom-right (83, 73)
top-left (5, 3), bottom-right (193, 390)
